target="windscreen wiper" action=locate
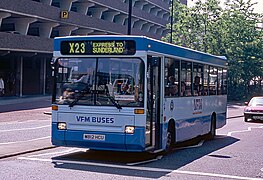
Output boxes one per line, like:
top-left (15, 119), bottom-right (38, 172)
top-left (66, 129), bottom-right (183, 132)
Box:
top-left (106, 94), bottom-right (122, 109)
top-left (68, 90), bottom-right (86, 107)
top-left (68, 83), bottom-right (92, 107)
top-left (105, 88), bottom-right (122, 109)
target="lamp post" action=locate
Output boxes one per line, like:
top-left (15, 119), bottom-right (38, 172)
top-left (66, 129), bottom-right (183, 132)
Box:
top-left (170, 0), bottom-right (174, 43)
top-left (127, 0), bottom-right (132, 35)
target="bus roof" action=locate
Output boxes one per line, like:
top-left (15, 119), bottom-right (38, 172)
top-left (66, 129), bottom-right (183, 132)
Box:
top-left (54, 35), bottom-right (227, 67)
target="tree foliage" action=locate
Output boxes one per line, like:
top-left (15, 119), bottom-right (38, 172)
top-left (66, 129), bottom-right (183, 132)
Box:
top-left (163, 0), bottom-right (263, 100)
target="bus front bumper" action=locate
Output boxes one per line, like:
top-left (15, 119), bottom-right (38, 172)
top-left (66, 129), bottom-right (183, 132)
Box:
top-left (51, 123), bottom-right (145, 152)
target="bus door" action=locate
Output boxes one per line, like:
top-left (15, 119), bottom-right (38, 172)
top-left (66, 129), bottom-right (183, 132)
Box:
top-left (146, 56), bottom-right (161, 150)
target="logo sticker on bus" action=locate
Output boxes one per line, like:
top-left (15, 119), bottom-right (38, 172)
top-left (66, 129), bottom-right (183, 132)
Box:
top-left (193, 98), bottom-right (202, 114)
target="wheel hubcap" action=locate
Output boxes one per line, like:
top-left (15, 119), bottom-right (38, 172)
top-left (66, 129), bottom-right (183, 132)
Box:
top-left (166, 132), bottom-right (171, 149)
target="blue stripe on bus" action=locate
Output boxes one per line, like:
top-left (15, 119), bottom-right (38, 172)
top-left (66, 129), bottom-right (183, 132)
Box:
top-left (174, 113), bottom-right (226, 129)
top-left (51, 123), bottom-right (145, 152)
top-left (54, 36), bottom-right (227, 66)
top-left (162, 112), bottom-right (226, 145)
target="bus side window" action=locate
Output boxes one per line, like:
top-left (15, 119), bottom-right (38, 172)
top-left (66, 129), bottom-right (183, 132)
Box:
top-left (164, 57), bottom-right (179, 97)
top-left (193, 63), bottom-right (204, 96)
top-left (185, 85), bottom-right (192, 96)
top-left (181, 61), bottom-right (192, 96)
top-left (165, 86), bottom-right (170, 96)
top-left (209, 66), bottom-right (218, 95)
top-left (203, 65), bottom-right (209, 96)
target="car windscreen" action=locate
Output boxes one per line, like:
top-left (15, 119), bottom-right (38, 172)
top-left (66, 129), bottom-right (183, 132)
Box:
top-left (250, 97), bottom-right (263, 106)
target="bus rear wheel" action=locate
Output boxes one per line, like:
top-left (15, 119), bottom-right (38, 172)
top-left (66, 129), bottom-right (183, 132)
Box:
top-left (207, 114), bottom-right (216, 140)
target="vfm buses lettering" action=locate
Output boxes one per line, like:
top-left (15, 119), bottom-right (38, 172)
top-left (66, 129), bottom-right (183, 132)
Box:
top-left (76, 116), bottom-right (114, 124)
top-left (69, 42), bottom-right (85, 54)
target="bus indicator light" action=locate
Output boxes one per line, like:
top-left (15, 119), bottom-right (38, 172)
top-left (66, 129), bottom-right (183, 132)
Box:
top-left (52, 105), bottom-right (58, 111)
top-left (134, 109), bottom-right (144, 114)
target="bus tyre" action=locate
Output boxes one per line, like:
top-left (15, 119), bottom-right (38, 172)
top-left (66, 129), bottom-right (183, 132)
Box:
top-left (166, 123), bottom-right (175, 152)
top-left (208, 114), bottom-right (216, 140)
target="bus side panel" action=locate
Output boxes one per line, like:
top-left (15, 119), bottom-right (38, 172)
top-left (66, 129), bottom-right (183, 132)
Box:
top-left (163, 95), bottom-right (227, 143)
top-left (125, 127), bottom-right (145, 152)
top-left (216, 112), bottom-right (227, 129)
top-left (175, 116), bottom-right (211, 141)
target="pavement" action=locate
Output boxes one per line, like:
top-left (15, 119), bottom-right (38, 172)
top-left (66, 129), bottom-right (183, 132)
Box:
top-left (0, 96), bottom-right (244, 159)
top-left (0, 95), bottom-right (55, 159)
top-left (0, 95), bottom-right (52, 113)
top-left (227, 101), bottom-right (245, 119)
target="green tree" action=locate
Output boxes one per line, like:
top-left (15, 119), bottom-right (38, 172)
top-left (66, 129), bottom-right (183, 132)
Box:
top-left (221, 0), bottom-right (263, 99)
top-left (163, 0), bottom-right (263, 100)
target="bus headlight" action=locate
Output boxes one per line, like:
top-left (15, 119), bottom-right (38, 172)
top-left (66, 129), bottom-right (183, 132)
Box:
top-left (125, 126), bottom-right (135, 134)
top-left (57, 122), bottom-right (67, 130)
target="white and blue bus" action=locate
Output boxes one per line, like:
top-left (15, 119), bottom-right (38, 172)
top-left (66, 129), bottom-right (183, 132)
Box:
top-left (51, 35), bottom-right (227, 152)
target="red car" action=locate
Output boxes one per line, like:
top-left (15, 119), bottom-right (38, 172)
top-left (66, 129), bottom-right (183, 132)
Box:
top-left (244, 97), bottom-right (263, 122)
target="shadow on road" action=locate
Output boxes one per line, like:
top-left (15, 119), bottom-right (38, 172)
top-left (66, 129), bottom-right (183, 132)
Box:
top-left (51, 136), bottom-right (239, 179)
top-left (227, 115), bottom-right (244, 119)
top-left (0, 96), bottom-right (51, 113)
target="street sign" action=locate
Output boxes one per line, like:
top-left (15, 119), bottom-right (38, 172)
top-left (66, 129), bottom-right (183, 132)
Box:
top-left (61, 11), bottom-right (69, 19)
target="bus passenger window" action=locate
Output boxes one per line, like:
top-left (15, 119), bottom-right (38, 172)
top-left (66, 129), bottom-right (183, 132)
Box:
top-left (217, 68), bottom-right (223, 95)
top-left (181, 61), bottom-right (192, 96)
top-left (209, 66), bottom-right (218, 95)
top-left (170, 84), bottom-right (179, 96)
top-left (165, 86), bottom-right (170, 96)
top-left (203, 65), bottom-right (209, 96)
top-left (181, 81), bottom-right (186, 96)
top-left (193, 75), bottom-right (201, 96)
top-left (222, 69), bottom-right (227, 95)
top-left (193, 63), bottom-right (204, 96)
top-left (164, 57), bottom-right (179, 97)
top-left (185, 85), bottom-right (192, 96)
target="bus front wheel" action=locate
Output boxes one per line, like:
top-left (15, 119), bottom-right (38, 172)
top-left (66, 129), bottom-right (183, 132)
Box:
top-left (166, 121), bottom-right (175, 151)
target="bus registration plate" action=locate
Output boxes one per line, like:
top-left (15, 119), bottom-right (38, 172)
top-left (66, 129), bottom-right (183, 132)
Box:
top-left (83, 134), bottom-right (105, 141)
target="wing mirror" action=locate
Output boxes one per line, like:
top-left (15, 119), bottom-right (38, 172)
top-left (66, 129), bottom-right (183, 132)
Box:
top-left (244, 102), bottom-right (249, 106)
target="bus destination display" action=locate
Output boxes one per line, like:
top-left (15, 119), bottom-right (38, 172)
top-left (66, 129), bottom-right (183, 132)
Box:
top-left (60, 40), bottom-right (136, 55)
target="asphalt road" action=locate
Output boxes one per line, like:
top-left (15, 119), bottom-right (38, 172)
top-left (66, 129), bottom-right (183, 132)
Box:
top-left (0, 103), bottom-right (263, 180)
